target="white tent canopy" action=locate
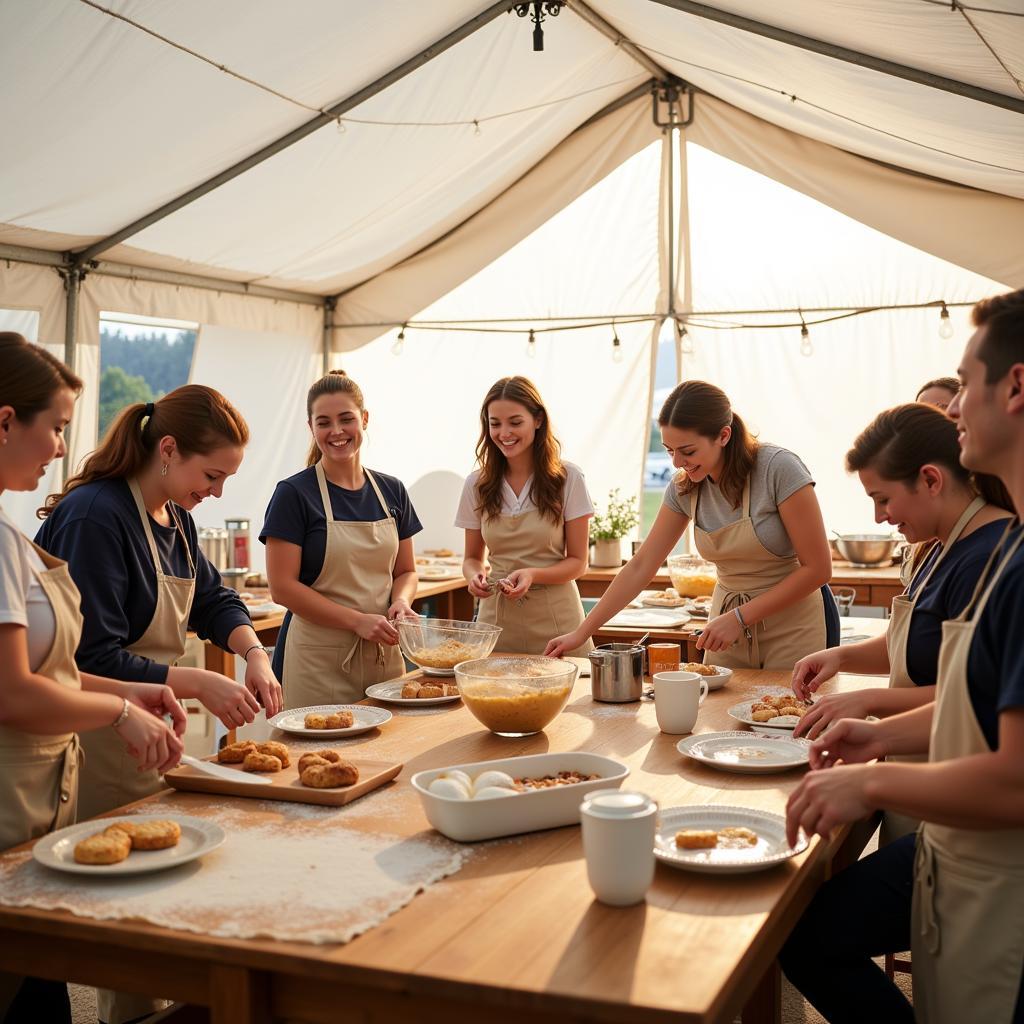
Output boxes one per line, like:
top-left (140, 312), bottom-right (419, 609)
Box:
top-left (1, 1), bottom-right (1021, 550)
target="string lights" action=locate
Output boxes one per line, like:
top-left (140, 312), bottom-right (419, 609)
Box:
top-left (526, 328), bottom-right (537, 359)
top-left (611, 325), bottom-right (623, 363)
top-left (938, 302), bottom-right (955, 339)
top-left (390, 324), bottom-right (406, 356)
top-left (799, 314), bottom-right (813, 357)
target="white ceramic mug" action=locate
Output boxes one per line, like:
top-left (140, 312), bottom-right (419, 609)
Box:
top-left (652, 670), bottom-right (708, 734)
top-left (580, 790), bottom-right (658, 906)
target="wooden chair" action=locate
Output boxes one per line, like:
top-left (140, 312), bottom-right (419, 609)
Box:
top-left (885, 952), bottom-right (912, 978)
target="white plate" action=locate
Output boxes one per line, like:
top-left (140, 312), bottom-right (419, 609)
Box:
top-left (365, 681), bottom-right (461, 706)
top-left (604, 607), bottom-right (692, 629)
top-left (654, 805), bottom-right (808, 874)
top-left (676, 731), bottom-right (810, 774)
top-left (416, 565), bottom-right (463, 580)
top-left (727, 696), bottom-right (807, 734)
top-left (268, 704), bottom-right (392, 737)
top-left (33, 814), bottom-right (226, 877)
top-left (680, 665), bottom-right (732, 691)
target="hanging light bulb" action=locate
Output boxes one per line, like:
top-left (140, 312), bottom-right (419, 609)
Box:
top-left (938, 302), bottom-right (955, 340)
top-left (800, 322), bottom-right (813, 357)
top-left (611, 327), bottom-right (623, 363)
top-left (526, 328), bottom-right (537, 359)
top-left (680, 324), bottom-right (694, 355)
top-left (391, 325), bottom-right (406, 356)
top-left (473, 119), bottom-right (481, 136)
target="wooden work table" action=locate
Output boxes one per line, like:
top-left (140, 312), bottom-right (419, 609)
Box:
top-left (0, 666), bottom-right (882, 1024)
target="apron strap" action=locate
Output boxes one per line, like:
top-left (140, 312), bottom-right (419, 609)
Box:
top-left (128, 478), bottom-right (169, 580)
top-left (166, 503), bottom-right (196, 578)
top-left (966, 522), bottom-right (1024, 624)
top-left (314, 461), bottom-right (335, 523)
top-left (364, 469), bottom-right (395, 523)
top-left (909, 495), bottom-right (988, 598)
top-left (741, 478), bottom-right (751, 518)
top-left (956, 519), bottom-right (1022, 624)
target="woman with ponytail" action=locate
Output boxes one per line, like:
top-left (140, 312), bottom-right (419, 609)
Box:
top-left (260, 371), bottom-right (421, 708)
top-left (790, 402), bottom-right (1013, 841)
top-left (548, 380), bottom-right (838, 668)
top-left (36, 385), bottom-right (281, 824)
top-left (0, 334), bottom-right (183, 1024)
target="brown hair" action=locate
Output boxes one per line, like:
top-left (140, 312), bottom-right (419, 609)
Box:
top-left (658, 380), bottom-right (758, 509)
top-left (846, 403), bottom-right (1013, 513)
top-left (304, 370), bottom-right (365, 467)
top-left (475, 377), bottom-right (566, 523)
top-left (973, 288), bottom-right (1024, 385)
top-left (0, 332), bottom-right (82, 422)
top-left (915, 376), bottom-right (960, 402)
top-left (41, 384), bottom-right (248, 516)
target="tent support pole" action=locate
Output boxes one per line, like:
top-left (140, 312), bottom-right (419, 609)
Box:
top-left (68, 1), bottom-right (517, 267)
top-left (59, 266), bottom-right (84, 473)
top-left (322, 297), bottom-right (336, 375)
top-left (568, 1), bottom-right (669, 79)
top-left (645, 0), bottom-right (1024, 115)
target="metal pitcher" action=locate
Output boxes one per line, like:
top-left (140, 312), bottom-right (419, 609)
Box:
top-left (589, 643), bottom-right (644, 703)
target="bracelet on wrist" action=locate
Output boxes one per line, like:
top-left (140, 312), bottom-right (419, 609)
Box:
top-left (733, 606), bottom-right (747, 628)
top-left (242, 644), bottom-right (269, 661)
top-left (111, 697), bottom-right (130, 730)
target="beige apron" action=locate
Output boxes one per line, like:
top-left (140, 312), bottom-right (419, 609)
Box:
top-left (478, 507), bottom-right (593, 657)
top-left (693, 480), bottom-right (825, 670)
top-left (912, 522), bottom-right (1024, 1024)
top-left (0, 540), bottom-right (83, 1017)
top-left (282, 464), bottom-right (404, 709)
top-left (881, 496), bottom-right (986, 844)
top-left (78, 480), bottom-right (194, 821)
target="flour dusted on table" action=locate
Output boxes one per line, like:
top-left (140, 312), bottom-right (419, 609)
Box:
top-left (0, 796), bottom-right (470, 945)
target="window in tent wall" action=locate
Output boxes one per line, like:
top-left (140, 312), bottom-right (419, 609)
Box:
top-left (98, 312), bottom-right (197, 440)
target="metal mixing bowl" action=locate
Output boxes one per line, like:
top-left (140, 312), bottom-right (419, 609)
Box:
top-left (833, 535), bottom-right (899, 566)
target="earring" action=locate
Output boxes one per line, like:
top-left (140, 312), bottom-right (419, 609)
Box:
top-left (161, 463), bottom-right (168, 477)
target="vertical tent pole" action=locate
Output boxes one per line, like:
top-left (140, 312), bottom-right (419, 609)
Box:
top-left (60, 266), bottom-right (84, 475)
top-left (322, 297), bottom-right (336, 375)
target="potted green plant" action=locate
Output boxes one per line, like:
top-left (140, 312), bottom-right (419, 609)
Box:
top-left (589, 489), bottom-right (640, 568)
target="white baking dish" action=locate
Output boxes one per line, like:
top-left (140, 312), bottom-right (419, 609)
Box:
top-left (411, 751), bottom-right (630, 842)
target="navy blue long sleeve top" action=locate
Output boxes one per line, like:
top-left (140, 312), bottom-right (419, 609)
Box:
top-left (35, 478), bottom-right (251, 683)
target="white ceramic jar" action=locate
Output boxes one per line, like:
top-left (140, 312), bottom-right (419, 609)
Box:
top-left (580, 790), bottom-right (658, 906)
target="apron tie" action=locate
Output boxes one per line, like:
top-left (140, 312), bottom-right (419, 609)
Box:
top-left (718, 589), bottom-right (755, 650)
top-left (59, 734), bottom-right (80, 807)
top-left (915, 831), bottom-right (941, 955)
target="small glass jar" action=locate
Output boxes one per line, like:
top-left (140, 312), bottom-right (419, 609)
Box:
top-left (666, 554), bottom-right (717, 597)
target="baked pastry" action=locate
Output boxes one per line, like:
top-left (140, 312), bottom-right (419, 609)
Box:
top-left (304, 713), bottom-right (329, 729)
top-left (418, 684), bottom-right (444, 698)
top-left (401, 682), bottom-right (421, 699)
top-left (751, 707), bottom-right (777, 722)
top-left (298, 752), bottom-right (328, 773)
top-left (642, 588), bottom-right (687, 608)
top-left (74, 830), bottom-right (131, 865)
top-left (676, 829), bottom-right (719, 850)
top-left (325, 711), bottom-right (354, 729)
top-left (424, 548), bottom-right (454, 558)
top-left (443, 683), bottom-right (460, 697)
top-left (718, 826), bottom-right (757, 846)
top-left (109, 819), bottom-right (180, 851)
top-left (682, 662), bottom-right (718, 676)
top-left (300, 759), bottom-right (359, 788)
top-left (257, 741), bottom-right (290, 767)
top-left (243, 751), bottom-right (282, 772)
top-left (217, 740), bottom-right (257, 764)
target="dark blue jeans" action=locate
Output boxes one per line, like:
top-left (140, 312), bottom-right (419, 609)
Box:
top-left (3, 977), bottom-right (70, 1024)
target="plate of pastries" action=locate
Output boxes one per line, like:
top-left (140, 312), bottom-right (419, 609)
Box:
top-left (727, 691), bottom-right (814, 734)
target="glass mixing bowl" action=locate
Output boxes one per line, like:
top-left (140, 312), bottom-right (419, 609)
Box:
top-left (396, 618), bottom-right (502, 676)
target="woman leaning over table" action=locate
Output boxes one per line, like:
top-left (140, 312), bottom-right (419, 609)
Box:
top-left (0, 334), bottom-right (183, 1024)
top-left (780, 288), bottom-right (1024, 1024)
top-left (791, 403), bottom-right (1013, 842)
top-left (262, 370), bottom-right (421, 709)
top-left (458, 376), bottom-right (593, 656)
top-left (547, 380), bottom-right (838, 667)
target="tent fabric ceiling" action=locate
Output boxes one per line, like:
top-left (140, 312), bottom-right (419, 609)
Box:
top-left (1, 0), bottom-right (1022, 296)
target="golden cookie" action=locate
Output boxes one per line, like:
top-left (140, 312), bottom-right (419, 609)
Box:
top-left (297, 752), bottom-right (329, 773)
top-left (325, 711), bottom-right (353, 729)
top-left (304, 713), bottom-right (329, 729)
top-left (257, 741), bottom-right (290, 767)
top-left (217, 740), bottom-right (257, 764)
top-left (124, 819), bottom-right (181, 851)
top-left (315, 749), bottom-right (342, 763)
top-left (776, 706), bottom-right (804, 719)
top-left (401, 682), bottom-right (421, 699)
top-left (300, 760), bottom-right (359, 788)
top-left (676, 829), bottom-right (718, 850)
top-left (104, 821), bottom-right (136, 840)
top-left (243, 751), bottom-right (282, 772)
top-left (418, 684), bottom-right (444, 699)
top-left (75, 831), bottom-right (131, 864)
top-left (751, 708), bottom-right (777, 722)
top-left (443, 683), bottom-right (460, 697)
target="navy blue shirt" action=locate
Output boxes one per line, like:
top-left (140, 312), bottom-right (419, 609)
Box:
top-left (967, 523), bottom-right (1024, 749)
top-left (904, 519), bottom-right (1009, 686)
top-left (35, 479), bottom-right (251, 683)
top-left (259, 466), bottom-right (421, 583)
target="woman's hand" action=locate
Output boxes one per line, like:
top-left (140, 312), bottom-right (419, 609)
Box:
top-left (388, 599), bottom-right (417, 622)
top-left (785, 763), bottom-right (877, 848)
top-left (467, 572), bottom-right (492, 599)
top-left (501, 569), bottom-right (534, 600)
top-left (121, 682), bottom-right (187, 738)
top-left (695, 611), bottom-right (745, 653)
top-left (808, 717), bottom-right (888, 770)
top-left (114, 705), bottom-right (183, 774)
top-left (356, 613), bottom-right (400, 645)
top-left (794, 690), bottom-right (876, 740)
top-left (792, 648), bottom-right (844, 700)
top-left (196, 671), bottom-right (261, 729)
top-left (243, 651), bottom-right (283, 718)
top-left (545, 630), bottom-right (585, 658)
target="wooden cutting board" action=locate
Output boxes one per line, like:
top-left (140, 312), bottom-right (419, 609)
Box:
top-left (164, 755), bottom-right (403, 806)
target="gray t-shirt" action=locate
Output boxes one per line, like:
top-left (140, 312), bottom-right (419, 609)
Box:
top-left (662, 444), bottom-right (814, 558)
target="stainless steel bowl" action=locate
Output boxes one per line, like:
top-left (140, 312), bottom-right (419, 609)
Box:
top-left (833, 535), bottom-right (899, 566)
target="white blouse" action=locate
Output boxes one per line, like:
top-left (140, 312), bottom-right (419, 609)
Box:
top-left (0, 507), bottom-right (56, 672)
top-left (454, 462), bottom-right (594, 528)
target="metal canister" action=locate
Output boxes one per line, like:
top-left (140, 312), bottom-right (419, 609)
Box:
top-left (224, 517), bottom-right (251, 572)
top-left (198, 527), bottom-right (229, 570)
top-left (588, 643), bottom-right (645, 703)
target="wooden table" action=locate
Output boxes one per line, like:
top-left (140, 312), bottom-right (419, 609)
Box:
top-left (0, 667), bottom-right (881, 1024)
top-left (580, 562), bottom-right (904, 610)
